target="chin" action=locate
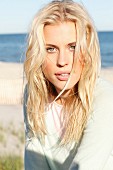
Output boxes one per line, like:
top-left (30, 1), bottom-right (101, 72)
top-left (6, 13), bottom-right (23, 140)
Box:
top-left (55, 86), bottom-right (73, 94)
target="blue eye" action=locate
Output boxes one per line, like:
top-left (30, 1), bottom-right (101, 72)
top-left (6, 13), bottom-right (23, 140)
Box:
top-left (46, 47), bottom-right (57, 53)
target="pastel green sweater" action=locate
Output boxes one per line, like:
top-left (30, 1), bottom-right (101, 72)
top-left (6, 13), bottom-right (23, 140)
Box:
top-left (23, 78), bottom-right (113, 170)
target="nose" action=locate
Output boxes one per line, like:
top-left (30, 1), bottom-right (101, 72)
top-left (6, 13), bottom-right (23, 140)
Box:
top-left (57, 49), bottom-right (69, 67)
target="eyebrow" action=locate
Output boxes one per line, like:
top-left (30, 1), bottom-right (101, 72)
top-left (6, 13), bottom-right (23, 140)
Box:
top-left (45, 44), bottom-right (58, 48)
top-left (45, 42), bottom-right (76, 48)
top-left (68, 42), bottom-right (76, 46)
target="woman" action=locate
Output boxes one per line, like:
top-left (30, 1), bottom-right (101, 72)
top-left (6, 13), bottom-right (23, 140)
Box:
top-left (24, 0), bottom-right (113, 169)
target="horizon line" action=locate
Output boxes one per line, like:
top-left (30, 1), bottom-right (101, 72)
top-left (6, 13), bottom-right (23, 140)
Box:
top-left (0, 30), bottom-right (113, 35)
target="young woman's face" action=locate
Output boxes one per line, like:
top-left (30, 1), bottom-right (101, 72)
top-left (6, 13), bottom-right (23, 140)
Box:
top-left (42, 21), bottom-right (83, 94)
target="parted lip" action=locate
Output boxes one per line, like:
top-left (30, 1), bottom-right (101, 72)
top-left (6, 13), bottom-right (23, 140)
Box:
top-left (55, 71), bottom-right (70, 81)
top-left (55, 71), bottom-right (70, 75)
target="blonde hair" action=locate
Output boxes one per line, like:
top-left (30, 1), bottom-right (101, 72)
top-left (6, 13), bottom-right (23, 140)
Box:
top-left (24, 0), bottom-right (101, 145)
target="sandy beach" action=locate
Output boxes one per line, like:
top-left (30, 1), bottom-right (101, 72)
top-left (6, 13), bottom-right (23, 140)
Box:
top-left (0, 62), bottom-right (25, 160)
top-left (0, 62), bottom-right (25, 105)
top-left (0, 61), bottom-right (113, 158)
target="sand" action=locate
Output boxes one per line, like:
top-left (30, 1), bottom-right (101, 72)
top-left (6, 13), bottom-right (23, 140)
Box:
top-left (0, 61), bottom-right (113, 158)
top-left (0, 62), bottom-right (25, 104)
top-left (0, 62), bottom-right (25, 158)
top-left (0, 105), bottom-right (24, 156)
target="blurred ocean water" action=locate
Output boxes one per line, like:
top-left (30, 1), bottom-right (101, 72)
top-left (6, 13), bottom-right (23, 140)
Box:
top-left (0, 32), bottom-right (113, 67)
top-left (98, 32), bottom-right (113, 67)
top-left (0, 34), bottom-right (26, 63)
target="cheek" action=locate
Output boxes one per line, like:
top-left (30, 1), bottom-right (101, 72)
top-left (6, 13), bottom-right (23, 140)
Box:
top-left (72, 58), bottom-right (83, 82)
top-left (75, 58), bottom-right (83, 72)
top-left (42, 59), bottom-right (54, 76)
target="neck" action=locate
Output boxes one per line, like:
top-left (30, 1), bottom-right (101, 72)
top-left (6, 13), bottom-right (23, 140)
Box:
top-left (55, 88), bottom-right (77, 105)
top-left (49, 85), bottom-right (78, 105)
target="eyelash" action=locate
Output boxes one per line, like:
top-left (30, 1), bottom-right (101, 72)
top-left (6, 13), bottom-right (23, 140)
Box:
top-left (46, 47), bottom-right (57, 53)
top-left (46, 45), bottom-right (76, 53)
top-left (69, 45), bottom-right (76, 50)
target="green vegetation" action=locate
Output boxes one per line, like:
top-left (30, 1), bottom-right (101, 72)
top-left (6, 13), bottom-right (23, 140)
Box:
top-left (0, 133), bottom-right (5, 143)
top-left (0, 125), bottom-right (6, 145)
top-left (0, 123), bottom-right (24, 170)
top-left (7, 122), bottom-right (25, 144)
top-left (0, 155), bottom-right (23, 170)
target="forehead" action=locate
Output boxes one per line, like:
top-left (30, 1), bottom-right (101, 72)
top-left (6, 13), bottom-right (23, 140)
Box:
top-left (43, 21), bottom-right (76, 44)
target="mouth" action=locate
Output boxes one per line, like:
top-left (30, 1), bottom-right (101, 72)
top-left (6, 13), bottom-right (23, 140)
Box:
top-left (55, 73), bottom-right (70, 81)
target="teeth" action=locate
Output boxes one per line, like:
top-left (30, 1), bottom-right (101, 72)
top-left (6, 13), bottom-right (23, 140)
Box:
top-left (61, 74), bottom-right (68, 76)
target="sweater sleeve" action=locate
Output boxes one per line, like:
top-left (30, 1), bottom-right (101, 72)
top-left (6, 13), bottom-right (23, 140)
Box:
top-left (70, 79), bottom-right (113, 170)
top-left (23, 85), bottom-right (51, 170)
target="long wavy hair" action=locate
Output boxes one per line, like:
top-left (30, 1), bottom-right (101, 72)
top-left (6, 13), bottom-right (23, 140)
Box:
top-left (24, 0), bottom-right (101, 145)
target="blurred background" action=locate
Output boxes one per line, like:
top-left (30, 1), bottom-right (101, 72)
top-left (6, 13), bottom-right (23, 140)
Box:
top-left (0, 0), bottom-right (113, 67)
top-left (0, 0), bottom-right (113, 169)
